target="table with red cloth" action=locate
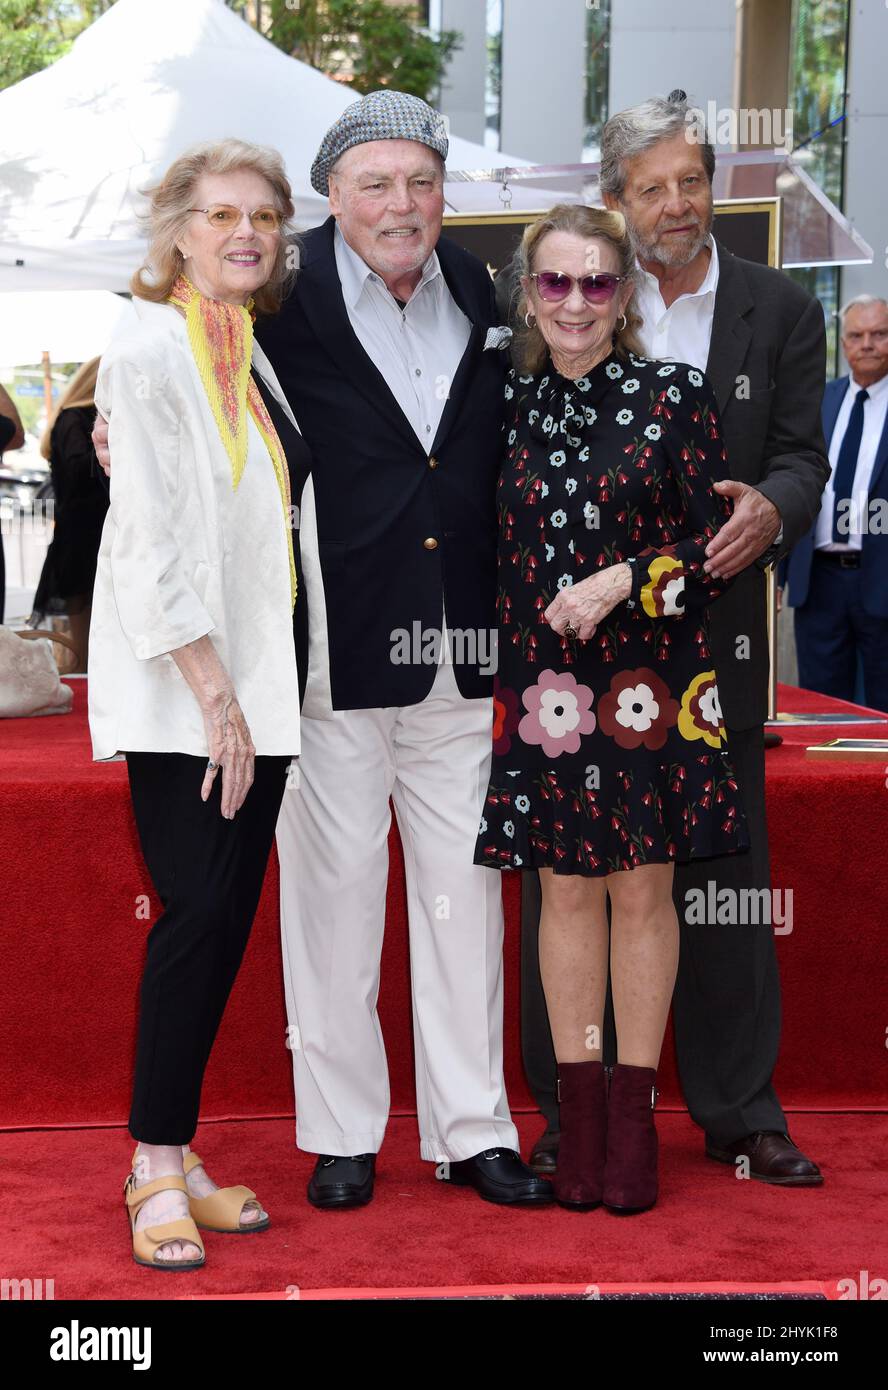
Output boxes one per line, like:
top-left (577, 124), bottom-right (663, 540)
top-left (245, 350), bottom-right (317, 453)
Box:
top-left (1, 680), bottom-right (885, 1130)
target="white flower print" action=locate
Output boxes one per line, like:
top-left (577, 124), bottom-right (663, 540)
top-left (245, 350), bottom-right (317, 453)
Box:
top-left (644, 424), bottom-right (662, 441)
top-left (479, 816), bottom-right (488, 833)
top-left (616, 408), bottom-right (634, 425)
top-left (550, 509), bottom-right (567, 528)
top-left (687, 369), bottom-right (704, 386)
top-left (666, 384), bottom-right (681, 404)
top-left (576, 377), bottom-right (591, 392)
top-left (508, 429), bottom-right (517, 444)
top-left (515, 795), bottom-right (530, 813)
top-left (565, 477), bottom-right (577, 495)
top-left (579, 445), bottom-right (590, 462)
top-left (584, 407), bottom-right (597, 425)
top-left (657, 364), bottom-right (676, 376)
top-left (660, 575), bottom-right (685, 615)
top-left (550, 450), bottom-right (566, 466)
top-left (545, 543), bottom-right (555, 561)
top-left (614, 682), bottom-right (660, 733)
top-left (568, 538), bottom-right (575, 554)
top-left (541, 481), bottom-right (550, 498)
top-left (513, 854), bottom-right (523, 866)
top-left (621, 378), bottom-right (640, 393)
top-left (518, 373), bottom-right (534, 384)
top-left (557, 574), bottom-right (573, 590)
top-left (542, 414), bottom-right (554, 433)
top-left (505, 383), bottom-right (514, 400)
top-left (606, 362), bottom-right (623, 379)
top-left (504, 820), bottom-right (515, 839)
top-left (528, 409), bottom-right (540, 425)
top-left (699, 683), bottom-right (723, 727)
top-left (583, 499), bottom-right (596, 520)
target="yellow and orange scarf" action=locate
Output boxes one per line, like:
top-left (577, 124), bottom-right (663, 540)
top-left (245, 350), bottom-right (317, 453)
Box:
top-left (167, 274), bottom-right (297, 607)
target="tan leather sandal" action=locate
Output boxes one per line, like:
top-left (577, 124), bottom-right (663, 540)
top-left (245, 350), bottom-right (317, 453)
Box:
top-left (124, 1168), bottom-right (206, 1271)
top-left (183, 1150), bottom-right (270, 1233)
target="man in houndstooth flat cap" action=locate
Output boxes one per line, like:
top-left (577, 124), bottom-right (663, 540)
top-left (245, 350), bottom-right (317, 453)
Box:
top-left (310, 89), bottom-right (450, 197)
top-left (253, 92), bottom-right (545, 1212)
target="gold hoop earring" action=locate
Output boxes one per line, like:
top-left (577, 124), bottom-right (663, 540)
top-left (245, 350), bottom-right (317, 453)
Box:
top-left (617, 313), bottom-right (628, 332)
top-left (524, 311), bottom-right (537, 329)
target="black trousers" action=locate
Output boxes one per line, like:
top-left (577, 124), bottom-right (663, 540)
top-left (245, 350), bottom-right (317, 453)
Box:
top-left (520, 725), bottom-right (786, 1144)
top-left (126, 751), bottom-right (289, 1144)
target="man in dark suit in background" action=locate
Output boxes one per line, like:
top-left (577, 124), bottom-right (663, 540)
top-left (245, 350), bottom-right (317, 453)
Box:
top-left (516, 92), bottom-right (829, 1185)
top-left (780, 295), bottom-right (888, 712)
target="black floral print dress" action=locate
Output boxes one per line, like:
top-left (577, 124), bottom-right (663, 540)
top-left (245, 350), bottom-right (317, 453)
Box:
top-left (473, 349), bottom-right (750, 877)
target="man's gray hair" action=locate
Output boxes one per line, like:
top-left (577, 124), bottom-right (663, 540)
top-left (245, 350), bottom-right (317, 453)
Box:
top-left (838, 293), bottom-right (888, 329)
top-left (599, 93), bottom-right (716, 201)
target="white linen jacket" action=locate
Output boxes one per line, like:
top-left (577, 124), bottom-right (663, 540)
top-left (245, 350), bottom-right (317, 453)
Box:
top-left (88, 297), bottom-right (316, 761)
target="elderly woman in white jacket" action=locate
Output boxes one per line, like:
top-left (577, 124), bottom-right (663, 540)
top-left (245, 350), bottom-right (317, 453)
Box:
top-left (89, 139), bottom-right (307, 1271)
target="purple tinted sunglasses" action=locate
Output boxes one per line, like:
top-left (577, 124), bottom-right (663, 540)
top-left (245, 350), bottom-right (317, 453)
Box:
top-left (530, 271), bottom-right (624, 305)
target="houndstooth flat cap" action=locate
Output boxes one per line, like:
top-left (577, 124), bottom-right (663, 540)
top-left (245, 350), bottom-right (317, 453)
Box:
top-left (310, 89), bottom-right (449, 196)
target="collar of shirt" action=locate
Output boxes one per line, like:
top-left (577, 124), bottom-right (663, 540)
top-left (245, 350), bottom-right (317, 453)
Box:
top-left (635, 233), bottom-right (720, 315)
top-left (848, 369), bottom-right (888, 404)
top-left (334, 221), bottom-right (442, 311)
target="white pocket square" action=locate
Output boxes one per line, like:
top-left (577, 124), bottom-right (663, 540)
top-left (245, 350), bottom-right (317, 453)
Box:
top-left (484, 326), bottom-right (513, 351)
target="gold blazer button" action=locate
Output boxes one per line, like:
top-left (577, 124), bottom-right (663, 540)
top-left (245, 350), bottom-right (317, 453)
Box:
top-left (423, 537), bottom-right (439, 550)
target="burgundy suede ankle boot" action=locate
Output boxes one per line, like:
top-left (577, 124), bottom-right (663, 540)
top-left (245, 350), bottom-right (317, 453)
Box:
top-left (603, 1063), bottom-right (659, 1214)
top-left (552, 1060), bottom-right (607, 1210)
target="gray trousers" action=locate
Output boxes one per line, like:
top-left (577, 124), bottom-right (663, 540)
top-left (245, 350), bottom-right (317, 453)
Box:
top-left (519, 725), bottom-right (787, 1144)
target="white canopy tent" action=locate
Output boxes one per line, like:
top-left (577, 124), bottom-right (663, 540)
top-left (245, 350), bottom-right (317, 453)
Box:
top-left (0, 0), bottom-right (529, 294)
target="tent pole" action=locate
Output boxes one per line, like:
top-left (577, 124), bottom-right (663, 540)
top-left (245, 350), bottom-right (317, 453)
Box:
top-left (42, 350), bottom-right (53, 420)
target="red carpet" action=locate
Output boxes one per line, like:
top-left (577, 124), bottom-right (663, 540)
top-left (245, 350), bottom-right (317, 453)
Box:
top-left (1, 680), bottom-right (887, 1128)
top-left (1, 1112), bottom-right (884, 1300)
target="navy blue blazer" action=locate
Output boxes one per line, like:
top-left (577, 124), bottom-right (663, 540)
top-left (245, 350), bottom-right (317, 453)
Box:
top-left (781, 376), bottom-right (888, 617)
top-left (255, 215), bottom-right (507, 710)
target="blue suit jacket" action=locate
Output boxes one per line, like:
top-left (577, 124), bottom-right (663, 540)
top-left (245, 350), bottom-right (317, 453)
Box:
top-left (781, 376), bottom-right (888, 616)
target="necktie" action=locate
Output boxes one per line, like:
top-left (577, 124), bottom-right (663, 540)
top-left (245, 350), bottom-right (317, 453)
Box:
top-left (831, 387), bottom-right (869, 542)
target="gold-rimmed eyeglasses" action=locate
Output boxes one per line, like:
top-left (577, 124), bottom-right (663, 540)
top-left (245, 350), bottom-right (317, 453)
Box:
top-left (188, 204), bottom-right (283, 232)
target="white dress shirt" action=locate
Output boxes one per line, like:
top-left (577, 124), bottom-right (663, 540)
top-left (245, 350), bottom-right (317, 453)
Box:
top-left (814, 371), bottom-right (888, 552)
top-left (634, 233), bottom-right (720, 373)
top-left (333, 221), bottom-right (471, 450)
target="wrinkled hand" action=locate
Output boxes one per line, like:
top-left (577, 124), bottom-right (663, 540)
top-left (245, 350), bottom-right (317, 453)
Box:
top-left (200, 689), bottom-right (255, 819)
top-left (704, 480), bottom-right (780, 579)
top-left (92, 411), bottom-right (110, 476)
top-left (544, 564), bottom-right (632, 641)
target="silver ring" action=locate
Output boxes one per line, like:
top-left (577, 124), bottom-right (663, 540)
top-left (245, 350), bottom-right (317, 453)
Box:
top-left (564, 622), bottom-right (578, 640)
top-left (206, 759), bottom-right (218, 771)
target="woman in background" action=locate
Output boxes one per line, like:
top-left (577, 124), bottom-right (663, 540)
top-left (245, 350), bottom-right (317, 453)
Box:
top-left (32, 357), bottom-right (108, 668)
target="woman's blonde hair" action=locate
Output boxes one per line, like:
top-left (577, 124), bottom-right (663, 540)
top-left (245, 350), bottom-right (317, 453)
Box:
top-left (512, 204), bottom-right (645, 374)
top-left (39, 356), bottom-right (100, 461)
top-left (130, 139), bottom-right (298, 315)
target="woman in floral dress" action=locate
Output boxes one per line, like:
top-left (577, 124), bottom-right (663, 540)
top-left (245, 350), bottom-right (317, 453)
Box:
top-left (473, 205), bottom-right (749, 1214)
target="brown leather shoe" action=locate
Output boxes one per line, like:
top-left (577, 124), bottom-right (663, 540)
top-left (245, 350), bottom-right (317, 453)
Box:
top-left (529, 1127), bottom-right (559, 1176)
top-left (705, 1131), bottom-right (823, 1186)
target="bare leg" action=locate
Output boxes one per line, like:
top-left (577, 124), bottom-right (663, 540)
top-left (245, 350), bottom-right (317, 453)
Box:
top-left (538, 868), bottom-right (609, 1061)
top-left (608, 863), bottom-right (679, 1068)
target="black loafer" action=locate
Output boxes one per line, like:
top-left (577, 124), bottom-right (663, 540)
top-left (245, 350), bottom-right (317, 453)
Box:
top-left (445, 1148), bottom-right (554, 1205)
top-left (307, 1153), bottom-right (376, 1209)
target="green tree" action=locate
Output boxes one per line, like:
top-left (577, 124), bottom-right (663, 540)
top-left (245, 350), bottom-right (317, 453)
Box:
top-left (266, 0), bottom-right (461, 101)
